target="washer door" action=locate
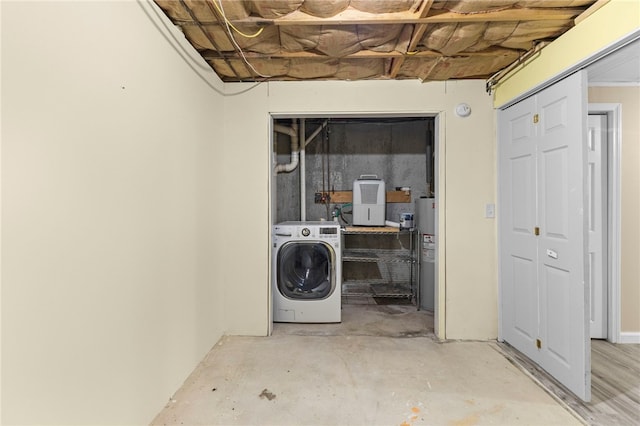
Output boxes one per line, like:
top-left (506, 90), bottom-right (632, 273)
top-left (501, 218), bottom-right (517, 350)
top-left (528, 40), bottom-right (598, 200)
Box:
top-left (277, 241), bottom-right (335, 300)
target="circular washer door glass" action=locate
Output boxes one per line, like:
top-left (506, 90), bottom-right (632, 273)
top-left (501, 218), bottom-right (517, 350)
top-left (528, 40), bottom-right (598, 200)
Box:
top-left (277, 241), bottom-right (335, 300)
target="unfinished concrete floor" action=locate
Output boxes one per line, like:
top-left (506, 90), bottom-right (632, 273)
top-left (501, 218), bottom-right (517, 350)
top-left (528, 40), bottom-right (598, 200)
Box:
top-left (152, 305), bottom-right (581, 426)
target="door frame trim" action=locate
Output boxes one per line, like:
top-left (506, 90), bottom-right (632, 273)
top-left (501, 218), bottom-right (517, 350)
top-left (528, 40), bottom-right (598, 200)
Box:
top-left (588, 103), bottom-right (622, 344)
top-left (268, 112), bottom-right (443, 337)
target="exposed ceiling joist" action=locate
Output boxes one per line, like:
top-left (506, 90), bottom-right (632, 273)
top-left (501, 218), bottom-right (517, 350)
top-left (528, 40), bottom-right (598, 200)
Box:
top-left (575, 0), bottom-right (610, 24)
top-left (201, 46), bottom-right (516, 61)
top-left (389, 0), bottom-right (435, 78)
top-left (228, 7), bottom-right (584, 27)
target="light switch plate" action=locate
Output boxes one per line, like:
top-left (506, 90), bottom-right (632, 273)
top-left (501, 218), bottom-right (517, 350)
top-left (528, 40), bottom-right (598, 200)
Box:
top-left (485, 203), bottom-right (495, 218)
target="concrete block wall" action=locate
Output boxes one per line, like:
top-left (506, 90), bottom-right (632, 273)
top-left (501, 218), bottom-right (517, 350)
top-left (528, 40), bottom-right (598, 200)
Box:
top-left (275, 118), bottom-right (433, 224)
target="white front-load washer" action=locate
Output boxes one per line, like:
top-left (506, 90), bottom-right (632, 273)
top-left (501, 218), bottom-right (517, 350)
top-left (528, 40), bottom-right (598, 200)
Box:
top-left (272, 221), bottom-right (341, 323)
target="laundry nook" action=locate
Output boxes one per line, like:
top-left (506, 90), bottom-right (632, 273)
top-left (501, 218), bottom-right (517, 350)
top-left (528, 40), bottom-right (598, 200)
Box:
top-left (271, 116), bottom-right (437, 326)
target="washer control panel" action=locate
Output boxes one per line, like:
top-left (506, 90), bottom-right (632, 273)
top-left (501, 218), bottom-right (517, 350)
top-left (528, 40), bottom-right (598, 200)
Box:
top-left (273, 222), bottom-right (341, 240)
top-left (297, 225), bottom-right (339, 239)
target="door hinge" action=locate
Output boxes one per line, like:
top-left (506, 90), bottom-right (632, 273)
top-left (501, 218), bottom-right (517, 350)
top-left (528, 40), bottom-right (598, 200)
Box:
top-left (536, 339), bottom-right (542, 349)
top-left (534, 226), bottom-right (540, 236)
top-left (533, 114), bottom-right (539, 124)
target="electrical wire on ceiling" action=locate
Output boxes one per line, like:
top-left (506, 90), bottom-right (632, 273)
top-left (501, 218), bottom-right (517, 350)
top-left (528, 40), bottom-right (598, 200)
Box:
top-left (137, 0), bottom-right (268, 96)
top-left (214, 0), bottom-right (273, 79)
top-left (211, 0), bottom-right (264, 38)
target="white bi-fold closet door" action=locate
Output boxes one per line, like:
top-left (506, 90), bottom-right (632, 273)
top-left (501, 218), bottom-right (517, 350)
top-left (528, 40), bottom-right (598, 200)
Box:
top-left (498, 71), bottom-right (591, 402)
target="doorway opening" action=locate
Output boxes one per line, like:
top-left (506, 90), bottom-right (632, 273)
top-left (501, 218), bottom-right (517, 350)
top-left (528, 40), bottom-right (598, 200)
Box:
top-left (588, 104), bottom-right (622, 343)
top-left (270, 114), bottom-right (438, 336)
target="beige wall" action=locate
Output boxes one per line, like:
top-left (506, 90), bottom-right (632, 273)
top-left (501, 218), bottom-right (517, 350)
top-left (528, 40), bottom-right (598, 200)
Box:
top-left (1, 2), bottom-right (501, 424)
top-left (1, 1), bottom-right (227, 424)
top-left (222, 80), bottom-right (498, 340)
top-left (589, 87), bottom-right (640, 333)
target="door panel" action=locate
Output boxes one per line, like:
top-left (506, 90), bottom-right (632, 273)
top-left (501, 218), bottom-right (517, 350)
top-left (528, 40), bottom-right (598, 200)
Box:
top-left (513, 256), bottom-right (537, 341)
top-left (511, 155), bottom-right (535, 233)
top-left (499, 71), bottom-right (590, 402)
top-left (499, 96), bottom-right (539, 361)
top-left (544, 264), bottom-right (571, 365)
top-left (540, 146), bottom-right (570, 239)
top-left (537, 72), bottom-right (590, 401)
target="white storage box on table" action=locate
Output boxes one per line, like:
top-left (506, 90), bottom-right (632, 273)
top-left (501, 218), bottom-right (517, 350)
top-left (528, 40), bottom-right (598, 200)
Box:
top-left (352, 175), bottom-right (386, 226)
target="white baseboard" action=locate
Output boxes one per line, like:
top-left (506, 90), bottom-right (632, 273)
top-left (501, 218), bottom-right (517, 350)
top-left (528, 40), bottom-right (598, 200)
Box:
top-left (619, 332), bottom-right (640, 344)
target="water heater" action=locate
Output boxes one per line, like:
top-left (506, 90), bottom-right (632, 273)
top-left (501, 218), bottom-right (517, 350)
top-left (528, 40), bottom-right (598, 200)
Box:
top-left (416, 197), bottom-right (436, 311)
top-left (352, 175), bottom-right (385, 226)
